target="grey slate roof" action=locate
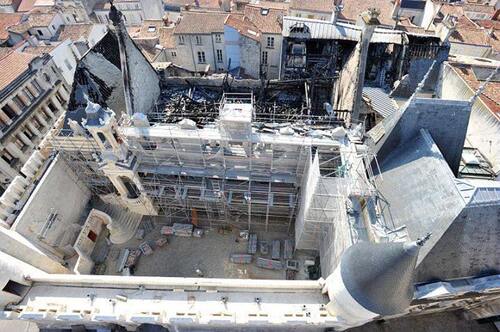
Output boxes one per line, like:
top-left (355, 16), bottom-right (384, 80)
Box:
top-left (362, 87), bottom-right (398, 118)
top-left (340, 241), bottom-right (420, 315)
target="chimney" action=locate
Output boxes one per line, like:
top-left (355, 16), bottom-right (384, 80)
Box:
top-left (492, 9), bottom-right (500, 20)
top-left (436, 14), bottom-right (457, 43)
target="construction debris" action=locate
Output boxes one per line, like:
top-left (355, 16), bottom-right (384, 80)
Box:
top-left (161, 226), bottom-right (174, 235)
top-left (286, 260), bottom-right (300, 271)
top-left (259, 241), bottom-right (269, 255)
top-left (173, 223), bottom-right (193, 237)
top-left (139, 242), bottom-right (154, 256)
top-left (154, 237), bottom-right (168, 247)
top-left (135, 228), bottom-right (145, 240)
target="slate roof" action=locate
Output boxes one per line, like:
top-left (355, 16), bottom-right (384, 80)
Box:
top-left (0, 50), bottom-right (37, 91)
top-left (174, 11), bottom-right (228, 34)
top-left (340, 241), bottom-right (420, 315)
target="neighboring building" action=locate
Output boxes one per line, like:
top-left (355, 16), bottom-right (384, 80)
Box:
top-left (438, 57), bottom-right (500, 178)
top-left (7, 11), bottom-right (64, 40)
top-left (0, 0), bottom-right (22, 12)
top-left (33, 0), bottom-right (91, 23)
top-left (289, 0), bottom-right (333, 21)
top-left (173, 11), bottom-right (228, 73)
top-left (224, 5), bottom-right (285, 78)
top-left (0, 12), bottom-right (23, 45)
top-left (93, 0), bottom-right (163, 26)
top-left (20, 23), bottom-right (108, 84)
top-left (129, 19), bottom-right (176, 64)
top-left (0, 49), bottom-right (70, 190)
top-left (164, 0), bottom-right (227, 23)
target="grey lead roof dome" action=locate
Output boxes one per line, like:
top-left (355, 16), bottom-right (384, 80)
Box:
top-left (340, 241), bottom-right (420, 316)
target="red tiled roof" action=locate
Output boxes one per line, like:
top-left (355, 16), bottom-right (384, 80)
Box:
top-left (463, 3), bottom-right (495, 15)
top-left (57, 23), bottom-right (93, 42)
top-left (225, 13), bottom-right (260, 41)
top-left (159, 26), bottom-right (175, 48)
top-left (0, 50), bottom-right (37, 90)
top-left (17, 0), bottom-right (36, 12)
top-left (0, 13), bottom-right (23, 41)
top-left (289, 0), bottom-right (333, 13)
top-left (174, 11), bottom-right (228, 34)
top-left (339, 0), bottom-right (395, 26)
top-left (22, 43), bottom-right (57, 55)
top-left (449, 62), bottom-right (500, 117)
top-left (243, 5), bottom-right (285, 34)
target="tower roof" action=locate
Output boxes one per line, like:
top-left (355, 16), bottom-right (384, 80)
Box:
top-left (340, 241), bottom-right (420, 315)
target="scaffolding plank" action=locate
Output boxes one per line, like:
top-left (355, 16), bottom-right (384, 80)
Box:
top-left (256, 257), bottom-right (283, 270)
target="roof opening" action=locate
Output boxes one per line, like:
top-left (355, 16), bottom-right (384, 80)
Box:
top-left (148, 26), bottom-right (157, 32)
top-left (261, 8), bottom-right (269, 16)
top-left (2, 280), bottom-right (28, 297)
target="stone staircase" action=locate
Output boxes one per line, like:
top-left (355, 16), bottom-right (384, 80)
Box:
top-left (95, 201), bottom-right (143, 244)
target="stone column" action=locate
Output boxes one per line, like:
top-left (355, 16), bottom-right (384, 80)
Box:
top-left (50, 95), bottom-right (64, 113)
top-left (0, 156), bottom-right (20, 179)
top-left (6, 143), bottom-right (28, 164)
top-left (17, 92), bottom-right (30, 106)
top-left (57, 86), bottom-right (70, 101)
top-left (0, 110), bottom-right (12, 125)
top-left (27, 83), bottom-right (40, 98)
top-left (7, 100), bottom-right (22, 115)
top-left (43, 105), bottom-right (57, 120)
top-left (16, 132), bottom-right (34, 148)
top-left (35, 113), bottom-right (49, 128)
top-left (26, 122), bottom-right (41, 136)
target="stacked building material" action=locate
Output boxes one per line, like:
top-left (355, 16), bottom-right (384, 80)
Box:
top-left (284, 239), bottom-right (294, 259)
top-left (230, 254), bottom-right (253, 264)
top-left (256, 257), bottom-right (283, 270)
top-left (139, 242), bottom-right (153, 256)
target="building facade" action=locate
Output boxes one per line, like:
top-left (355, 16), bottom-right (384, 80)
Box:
top-left (94, 0), bottom-right (163, 26)
top-left (173, 11), bottom-right (228, 73)
top-left (0, 51), bottom-right (70, 191)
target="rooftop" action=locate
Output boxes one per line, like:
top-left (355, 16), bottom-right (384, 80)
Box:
top-left (0, 50), bottom-right (37, 91)
top-left (448, 61), bottom-right (500, 118)
top-left (57, 24), bottom-right (94, 42)
top-left (339, 0), bottom-right (395, 26)
top-left (17, 0), bottom-right (36, 12)
top-left (243, 4), bottom-right (285, 34)
top-left (289, 0), bottom-right (334, 13)
top-left (174, 11), bottom-right (228, 34)
top-left (0, 12), bottom-right (23, 41)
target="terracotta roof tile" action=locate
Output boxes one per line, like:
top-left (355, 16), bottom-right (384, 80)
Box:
top-left (289, 0), bottom-right (333, 13)
top-left (57, 23), bottom-right (93, 42)
top-left (159, 26), bottom-right (175, 48)
top-left (0, 13), bottom-right (23, 41)
top-left (22, 43), bottom-right (57, 55)
top-left (0, 50), bottom-right (37, 91)
top-left (225, 13), bottom-right (260, 41)
top-left (174, 11), bottom-right (228, 34)
top-left (339, 0), bottom-right (395, 26)
top-left (17, 0), bottom-right (36, 12)
top-left (449, 62), bottom-right (500, 117)
top-left (243, 5), bottom-right (284, 34)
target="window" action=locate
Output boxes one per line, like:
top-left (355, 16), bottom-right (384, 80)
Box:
top-left (216, 49), bottom-right (223, 63)
top-left (171, 51), bottom-right (177, 57)
top-left (2, 104), bottom-right (16, 119)
top-left (267, 37), bottom-right (274, 48)
top-left (2, 151), bottom-right (15, 165)
top-left (87, 230), bottom-right (97, 242)
top-left (215, 34), bottom-right (222, 43)
top-left (2, 280), bottom-right (28, 297)
top-left (37, 29), bottom-right (43, 36)
top-left (147, 26), bottom-right (156, 32)
top-left (64, 59), bottom-right (73, 71)
top-left (119, 176), bottom-right (140, 199)
top-left (197, 51), bottom-right (206, 63)
top-left (261, 51), bottom-right (268, 65)
top-left (178, 35), bottom-right (185, 44)
top-left (195, 35), bottom-right (202, 45)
